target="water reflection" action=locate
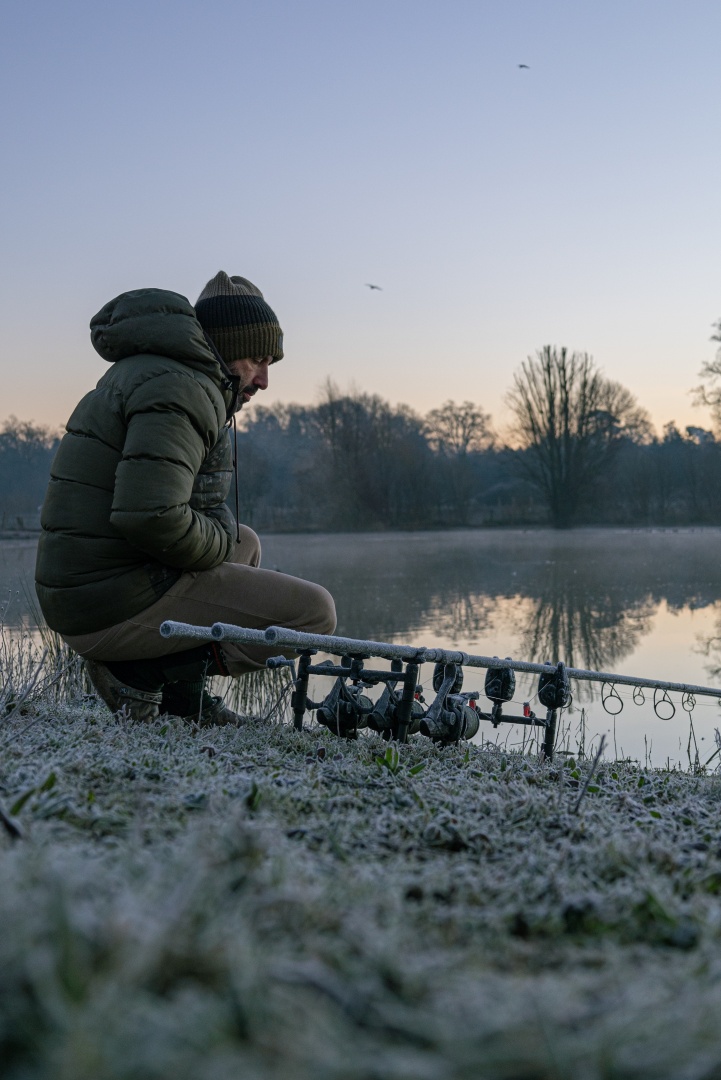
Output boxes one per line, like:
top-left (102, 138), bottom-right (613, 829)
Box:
top-left (4, 529), bottom-right (721, 682)
top-left (5, 529), bottom-right (721, 763)
top-left (414, 591), bottom-right (496, 644)
top-left (695, 617), bottom-right (721, 683)
top-left (517, 567), bottom-right (655, 674)
top-left (0, 540), bottom-right (40, 627)
top-left (262, 529), bottom-right (721, 675)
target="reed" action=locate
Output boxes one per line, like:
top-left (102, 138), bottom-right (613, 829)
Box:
top-left (216, 664), bottom-right (292, 721)
top-left (1, 595), bottom-right (292, 724)
top-left (0, 613), bottom-right (87, 719)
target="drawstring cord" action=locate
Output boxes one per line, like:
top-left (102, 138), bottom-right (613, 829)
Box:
top-left (201, 327), bottom-right (241, 545)
top-left (232, 412), bottom-right (240, 542)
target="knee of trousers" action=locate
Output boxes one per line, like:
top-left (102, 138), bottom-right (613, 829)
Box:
top-left (303, 583), bottom-right (337, 636)
top-left (232, 525), bottom-right (261, 567)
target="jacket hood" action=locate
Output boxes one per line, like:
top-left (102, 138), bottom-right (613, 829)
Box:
top-left (90, 288), bottom-right (225, 378)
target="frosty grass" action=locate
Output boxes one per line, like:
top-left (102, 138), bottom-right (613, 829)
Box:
top-left (3, 678), bottom-right (721, 1079)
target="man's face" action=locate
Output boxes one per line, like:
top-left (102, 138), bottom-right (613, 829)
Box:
top-left (226, 355), bottom-right (273, 409)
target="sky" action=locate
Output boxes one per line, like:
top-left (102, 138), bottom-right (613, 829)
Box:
top-left (1, 0), bottom-right (720, 438)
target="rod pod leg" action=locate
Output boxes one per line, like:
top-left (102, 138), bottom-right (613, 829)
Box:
top-left (395, 661), bottom-right (419, 744)
top-left (542, 709), bottom-right (557, 762)
top-left (291, 651), bottom-right (313, 731)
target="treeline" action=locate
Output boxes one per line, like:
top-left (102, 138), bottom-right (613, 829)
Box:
top-left (233, 385), bottom-right (508, 530)
top-left (4, 335), bottom-right (721, 530)
top-left (0, 418), bottom-right (59, 529)
top-left (234, 384), bottom-right (721, 530)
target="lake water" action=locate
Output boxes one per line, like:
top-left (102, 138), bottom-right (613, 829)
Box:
top-left (4, 529), bottom-right (721, 766)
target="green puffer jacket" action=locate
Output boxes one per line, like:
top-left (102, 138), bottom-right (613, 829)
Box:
top-left (35, 289), bottom-right (241, 636)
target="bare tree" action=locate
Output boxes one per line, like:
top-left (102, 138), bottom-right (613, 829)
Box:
top-left (506, 347), bottom-right (652, 528)
top-left (423, 401), bottom-right (494, 525)
top-left (424, 400), bottom-right (493, 456)
top-left (692, 318), bottom-right (721, 430)
top-left (314, 381), bottom-right (430, 528)
top-left (0, 416), bottom-right (60, 523)
top-left (0, 416), bottom-right (58, 458)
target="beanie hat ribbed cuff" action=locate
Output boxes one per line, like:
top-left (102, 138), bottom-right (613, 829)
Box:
top-left (202, 322), bottom-right (283, 365)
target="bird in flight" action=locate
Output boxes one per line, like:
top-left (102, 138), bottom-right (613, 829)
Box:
top-left (365, 283), bottom-right (383, 290)
top-left (518, 63), bottom-right (530, 69)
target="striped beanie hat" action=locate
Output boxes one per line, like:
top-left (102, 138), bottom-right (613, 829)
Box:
top-left (194, 271), bottom-right (284, 362)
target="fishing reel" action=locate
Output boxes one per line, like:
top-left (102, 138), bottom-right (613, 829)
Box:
top-left (419, 662), bottom-right (480, 745)
top-left (285, 649), bottom-right (425, 742)
top-left (367, 677), bottom-right (425, 738)
top-left (313, 660), bottom-right (374, 739)
top-left (280, 645), bottom-right (566, 760)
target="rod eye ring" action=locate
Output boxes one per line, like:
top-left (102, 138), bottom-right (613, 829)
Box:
top-left (653, 687), bottom-right (676, 721)
top-left (633, 686), bottom-right (645, 706)
top-left (681, 692), bottom-right (696, 714)
top-left (601, 684), bottom-right (624, 716)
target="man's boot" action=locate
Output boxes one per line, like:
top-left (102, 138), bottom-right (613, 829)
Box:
top-left (160, 678), bottom-right (246, 727)
top-left (84, 659), bottom-right (163, 723)
top-left (97, 646), bottom-right (246, 728)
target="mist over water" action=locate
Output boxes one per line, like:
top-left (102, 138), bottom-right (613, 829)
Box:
top-left (4, 529), bottom-right (721, 766)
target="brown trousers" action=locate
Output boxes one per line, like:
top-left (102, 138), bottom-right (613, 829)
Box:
top-left (62, 526), bottom-right (336, 675)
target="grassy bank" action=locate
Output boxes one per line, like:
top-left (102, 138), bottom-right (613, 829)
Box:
top-left (3, 643), bottom-right (721, 1078)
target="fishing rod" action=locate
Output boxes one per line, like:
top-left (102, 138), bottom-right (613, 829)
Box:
top-left (160, 621), bottom-right (721, 699)
top-left (159, 621), bottom-right (721, 758)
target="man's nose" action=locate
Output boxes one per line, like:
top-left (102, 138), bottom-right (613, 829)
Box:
top-left (253, 361), bottom-right (270, 391)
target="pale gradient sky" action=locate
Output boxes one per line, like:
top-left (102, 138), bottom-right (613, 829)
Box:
top-left (1, 0), bottom-right (720, 437)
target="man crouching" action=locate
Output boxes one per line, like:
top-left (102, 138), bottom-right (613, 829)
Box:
top-left (34, 271), bottom-right (336, 725)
